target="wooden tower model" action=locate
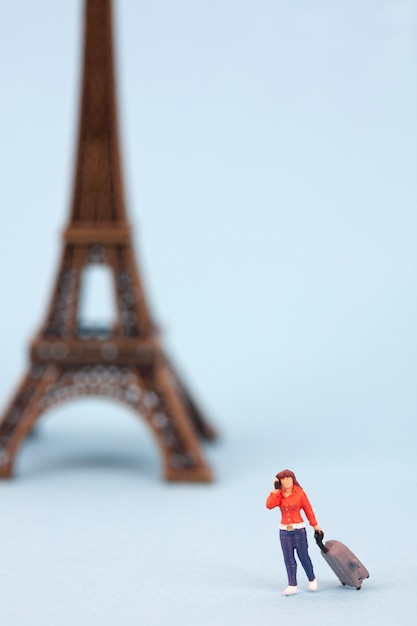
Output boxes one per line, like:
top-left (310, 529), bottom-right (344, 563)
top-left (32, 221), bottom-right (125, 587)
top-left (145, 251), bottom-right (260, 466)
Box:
top-left (0, 0), bottom-right (215, 481)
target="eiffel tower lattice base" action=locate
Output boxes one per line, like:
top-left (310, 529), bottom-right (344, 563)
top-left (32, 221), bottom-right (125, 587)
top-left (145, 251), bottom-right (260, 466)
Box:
top-left (0, 352), bottom-right (213, 481)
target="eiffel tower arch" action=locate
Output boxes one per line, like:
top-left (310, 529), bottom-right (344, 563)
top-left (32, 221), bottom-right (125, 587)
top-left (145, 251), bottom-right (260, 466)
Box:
top-left (0, 0), bottom-right (216, 481)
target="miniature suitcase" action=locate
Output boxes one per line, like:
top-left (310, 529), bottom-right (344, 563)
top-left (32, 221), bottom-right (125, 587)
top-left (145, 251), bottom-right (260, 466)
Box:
top-left (314, 531), bottom-right (369, 590)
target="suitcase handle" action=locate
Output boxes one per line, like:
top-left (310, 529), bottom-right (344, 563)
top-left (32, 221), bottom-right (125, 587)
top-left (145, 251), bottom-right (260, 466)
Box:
top-left (314, 530), bottom-right (329, 553)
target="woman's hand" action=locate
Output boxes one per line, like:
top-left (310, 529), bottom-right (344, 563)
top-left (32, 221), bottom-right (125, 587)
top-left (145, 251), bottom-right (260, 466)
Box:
top-left (313, 525), bottom-right (323, 532)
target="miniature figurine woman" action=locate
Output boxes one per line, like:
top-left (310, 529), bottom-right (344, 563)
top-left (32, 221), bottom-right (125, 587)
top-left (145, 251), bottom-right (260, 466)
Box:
top-left (266, 469), bottom-right (322, 596)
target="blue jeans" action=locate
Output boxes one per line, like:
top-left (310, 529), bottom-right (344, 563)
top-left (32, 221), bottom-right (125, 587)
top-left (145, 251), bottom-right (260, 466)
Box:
top-left (279, 528), bottom-right (315, 586)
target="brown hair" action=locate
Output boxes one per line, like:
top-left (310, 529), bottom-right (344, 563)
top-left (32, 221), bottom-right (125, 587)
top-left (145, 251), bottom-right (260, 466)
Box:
top-left (275, 469), bottom-right (301, 488)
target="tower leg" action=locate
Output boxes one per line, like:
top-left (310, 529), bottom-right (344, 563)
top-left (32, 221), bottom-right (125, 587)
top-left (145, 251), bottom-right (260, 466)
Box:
top-left (141, 363), bottom-right (213, 482)
top-left (0, 365), bottom-right (59, 478)
top-left (166, 358), bottom-right (217, 442)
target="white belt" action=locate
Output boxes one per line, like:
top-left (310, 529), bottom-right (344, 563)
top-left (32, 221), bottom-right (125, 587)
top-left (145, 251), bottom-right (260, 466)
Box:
top-left (280, 522), bottom-right (305, 531)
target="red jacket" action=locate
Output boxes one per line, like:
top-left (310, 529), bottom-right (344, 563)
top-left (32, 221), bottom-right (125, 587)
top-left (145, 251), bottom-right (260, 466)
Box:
top-left (266, 485), bottom-right (318, 527)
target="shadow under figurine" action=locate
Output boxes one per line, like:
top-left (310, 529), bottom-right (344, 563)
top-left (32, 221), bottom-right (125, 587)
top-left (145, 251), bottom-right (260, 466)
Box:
top-left (266, 469), bottom-right (322, 596)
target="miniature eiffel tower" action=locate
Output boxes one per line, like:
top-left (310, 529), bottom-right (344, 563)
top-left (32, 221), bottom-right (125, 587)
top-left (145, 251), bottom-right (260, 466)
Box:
top-left (0, 0), bottom-right (215, 481)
